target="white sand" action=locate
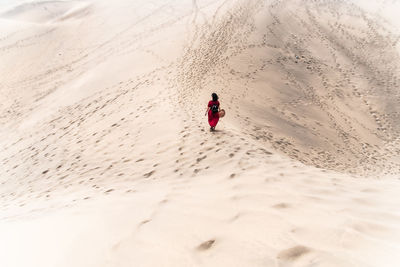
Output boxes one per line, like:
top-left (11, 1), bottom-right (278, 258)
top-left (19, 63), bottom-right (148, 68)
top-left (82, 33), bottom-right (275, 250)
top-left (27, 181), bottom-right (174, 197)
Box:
top-left (1, 0), bottom-right (400, 266)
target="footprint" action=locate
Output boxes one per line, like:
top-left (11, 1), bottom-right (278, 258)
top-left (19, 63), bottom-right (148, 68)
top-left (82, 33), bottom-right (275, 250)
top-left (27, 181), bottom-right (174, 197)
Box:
top-left (273, 203), bottom-right (290, 209)
top-left (159, 199), bottom-right (168, 205)
top-left (197, 239), bottom-right (215, 251)
top-left (277, 245), bottom-right (310, 261)
top-left (139, 219), bottom-right (151, 227)
top-left (143, 170), bottom-right (155, 178)
top-left (196, 156), bottom-right (207, 163)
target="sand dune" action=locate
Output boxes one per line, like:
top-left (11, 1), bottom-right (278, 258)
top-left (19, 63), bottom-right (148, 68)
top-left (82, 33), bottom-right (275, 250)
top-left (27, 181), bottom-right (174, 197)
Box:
top-left (178, 0), bottom-right (400, 176)
top-left (0, 1), bottom-right (85, 23)
top-left (0, 0), bottom-right (400, 266)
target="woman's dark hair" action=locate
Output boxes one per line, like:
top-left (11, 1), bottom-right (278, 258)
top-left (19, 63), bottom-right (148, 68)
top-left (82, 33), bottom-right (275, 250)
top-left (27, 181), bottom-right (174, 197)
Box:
top-left (212, 93), bottom-right (218, 101)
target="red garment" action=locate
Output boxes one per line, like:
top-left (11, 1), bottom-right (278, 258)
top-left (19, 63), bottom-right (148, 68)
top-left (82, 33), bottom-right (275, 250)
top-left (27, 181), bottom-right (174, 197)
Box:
top-left (208, 100), bottom-right (220, 127)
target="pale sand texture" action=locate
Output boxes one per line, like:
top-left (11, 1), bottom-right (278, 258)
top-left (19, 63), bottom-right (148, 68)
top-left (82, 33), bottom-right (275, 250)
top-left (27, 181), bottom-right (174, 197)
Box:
top-left (0, 0), bottom-right (400, 266)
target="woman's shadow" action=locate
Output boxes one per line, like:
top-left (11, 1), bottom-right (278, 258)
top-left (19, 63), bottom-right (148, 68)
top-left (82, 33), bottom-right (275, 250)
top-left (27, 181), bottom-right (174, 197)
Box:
top-left (210, 128), bottom-right (226, 134)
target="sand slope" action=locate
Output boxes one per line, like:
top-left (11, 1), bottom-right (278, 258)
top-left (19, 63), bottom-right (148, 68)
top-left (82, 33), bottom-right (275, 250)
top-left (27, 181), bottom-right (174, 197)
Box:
top-left (0, 0), bottom-right (400, 266)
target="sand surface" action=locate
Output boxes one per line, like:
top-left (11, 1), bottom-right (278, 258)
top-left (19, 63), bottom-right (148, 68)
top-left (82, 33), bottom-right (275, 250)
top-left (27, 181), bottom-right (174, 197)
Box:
top-left (1, 0), bottom-right (400, 266)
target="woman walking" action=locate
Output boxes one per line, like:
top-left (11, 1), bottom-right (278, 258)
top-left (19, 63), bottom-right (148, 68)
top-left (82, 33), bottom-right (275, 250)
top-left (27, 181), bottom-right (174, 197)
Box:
top-left (205, 93), bottom-right (220, 131)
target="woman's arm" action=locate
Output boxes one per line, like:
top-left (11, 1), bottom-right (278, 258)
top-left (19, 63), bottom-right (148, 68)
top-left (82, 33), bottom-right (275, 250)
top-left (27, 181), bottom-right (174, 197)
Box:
top-left (205, 107), bottom-right (210, 116)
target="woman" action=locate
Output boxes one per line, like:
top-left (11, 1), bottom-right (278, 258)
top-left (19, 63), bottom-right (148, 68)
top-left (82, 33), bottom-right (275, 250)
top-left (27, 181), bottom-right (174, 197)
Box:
top-left (205, 93), bottom-right (220, 131)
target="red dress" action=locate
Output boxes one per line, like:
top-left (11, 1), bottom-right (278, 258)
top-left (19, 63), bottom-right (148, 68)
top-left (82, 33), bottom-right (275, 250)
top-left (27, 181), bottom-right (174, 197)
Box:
top-left (208, 100), bottom-right (220, 127)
